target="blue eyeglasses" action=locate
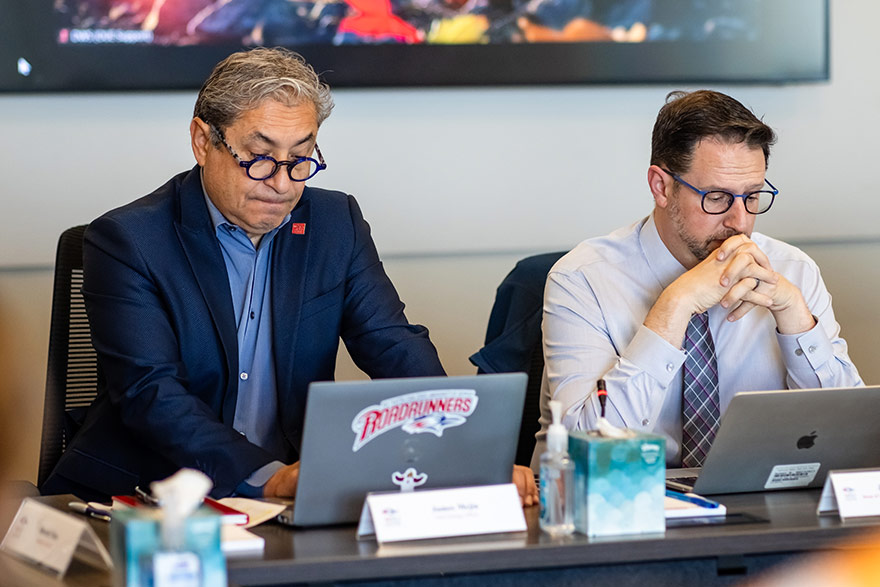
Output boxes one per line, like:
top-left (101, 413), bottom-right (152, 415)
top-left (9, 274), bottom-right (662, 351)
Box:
top-left (661, 169), bottom-right (778, 215)
top-left (211, 124), bottom-right (326, 182)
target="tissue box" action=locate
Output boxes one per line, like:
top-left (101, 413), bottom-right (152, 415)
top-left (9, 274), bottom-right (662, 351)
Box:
top-left (569, 430), bottom-right (665, 537)
top-left (110, 507), bottom-right (226, 587)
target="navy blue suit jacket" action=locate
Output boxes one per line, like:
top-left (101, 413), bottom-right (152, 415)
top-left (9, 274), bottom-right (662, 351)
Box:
top-left (42, 166), bottom-right (444, 500)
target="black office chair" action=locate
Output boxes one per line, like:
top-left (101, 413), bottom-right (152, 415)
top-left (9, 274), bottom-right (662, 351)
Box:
top-left (469, 251), bottom-right (567, 467)
top-left (37, 225), bottom-right (100, 488)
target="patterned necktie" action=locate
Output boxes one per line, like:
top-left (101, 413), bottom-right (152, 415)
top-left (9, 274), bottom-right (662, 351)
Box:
top-left (681, 312), bottom-right (720, 468)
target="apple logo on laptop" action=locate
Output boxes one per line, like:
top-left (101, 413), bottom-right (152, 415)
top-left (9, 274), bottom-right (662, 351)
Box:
top-left (797, 430), bottom-right (818, 450)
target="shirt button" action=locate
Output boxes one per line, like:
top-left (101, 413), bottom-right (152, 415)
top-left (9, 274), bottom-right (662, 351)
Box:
top-left (666, 363), bottom-right (674, 372)
top-left (808, 345), bottom-right (816, 353)
top-left (641, 419), bottom-right (649, 426)
top-left (795, 349), bottom-right (804, 356)
top-left (240, 372), bottom-right (249, 381)
top-left (250, 311), bottom-right (255, 319)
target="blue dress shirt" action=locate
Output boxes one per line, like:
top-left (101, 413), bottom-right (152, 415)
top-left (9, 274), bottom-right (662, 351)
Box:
top-left (534, 214), bottom-right (863, 467)
top-left (204, 192), bottom-right (288, 493)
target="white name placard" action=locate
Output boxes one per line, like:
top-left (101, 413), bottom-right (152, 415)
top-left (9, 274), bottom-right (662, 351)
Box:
top-left (357, 483), bottom-right (526, 544)
top-left (817, 468), bottom-right (880, 520)
top-left (0, 498), bottom-right (113, 578)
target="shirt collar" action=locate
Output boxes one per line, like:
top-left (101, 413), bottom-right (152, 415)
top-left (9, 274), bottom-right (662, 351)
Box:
top-left (199, 168), bottom-right (291, 240)
top-left (639, 212), bottom-right (687, 290)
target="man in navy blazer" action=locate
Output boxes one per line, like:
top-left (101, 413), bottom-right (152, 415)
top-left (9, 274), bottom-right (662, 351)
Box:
top-left (41, 48), bottom-right (446, 501)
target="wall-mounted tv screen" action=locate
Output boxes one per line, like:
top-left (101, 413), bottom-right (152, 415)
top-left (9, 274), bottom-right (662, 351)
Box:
top-left (1, 0), bottom-right (828, 91)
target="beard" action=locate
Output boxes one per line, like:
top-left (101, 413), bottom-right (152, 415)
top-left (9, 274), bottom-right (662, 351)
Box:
top-left (667, 194), bottom-right (741, 261)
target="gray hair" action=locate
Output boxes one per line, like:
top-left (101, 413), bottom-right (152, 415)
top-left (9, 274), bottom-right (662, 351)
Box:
top-left (194, 47), bottom-right (334, 140)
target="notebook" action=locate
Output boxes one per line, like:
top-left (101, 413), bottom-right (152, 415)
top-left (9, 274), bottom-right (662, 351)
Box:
top-left (283, 373), bottom-right (527, 526)
top-left (666, 386), bottom-right (880, 495)
top-left (664, 490), bottom-right (726, 519)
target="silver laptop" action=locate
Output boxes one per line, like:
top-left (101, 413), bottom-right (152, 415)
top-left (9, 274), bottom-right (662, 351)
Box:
top-left (667, 386), bottom-right (880, 495)
top-left (283, 373), bottom-right (527, 526)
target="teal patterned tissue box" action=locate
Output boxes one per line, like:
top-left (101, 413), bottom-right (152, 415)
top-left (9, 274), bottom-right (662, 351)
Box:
top-left (569, 430), bottom-right (665, 537)
top-left (110, 507), bottom-right (227, 587)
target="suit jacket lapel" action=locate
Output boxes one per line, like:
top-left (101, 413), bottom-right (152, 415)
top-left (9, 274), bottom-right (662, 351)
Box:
top-left (272, 192), bottom-right (312, 430)
top-left (173, 167), bottom-right (239, 422)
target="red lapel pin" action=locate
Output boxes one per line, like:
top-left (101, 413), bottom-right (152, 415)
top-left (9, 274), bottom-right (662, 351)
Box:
top-left (291, 223), bottom-right (306, 235)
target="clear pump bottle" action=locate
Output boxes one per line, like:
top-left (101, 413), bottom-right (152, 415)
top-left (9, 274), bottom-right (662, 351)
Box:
top-left (539, 400), bottom-right (575, 536)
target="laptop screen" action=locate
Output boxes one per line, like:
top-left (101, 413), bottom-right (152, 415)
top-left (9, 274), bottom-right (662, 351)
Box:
top-left (292, 373), bottom-right (527, 526)
top-left (669, 385), bottom-right (880, 495)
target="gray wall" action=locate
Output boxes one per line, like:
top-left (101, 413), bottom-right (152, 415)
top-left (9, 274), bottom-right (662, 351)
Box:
top-left (2, 1), bottom-right (878, 483)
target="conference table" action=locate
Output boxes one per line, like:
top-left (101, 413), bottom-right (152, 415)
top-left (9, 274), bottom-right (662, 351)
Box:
top-left (3, 490), bottom-right (880, 586)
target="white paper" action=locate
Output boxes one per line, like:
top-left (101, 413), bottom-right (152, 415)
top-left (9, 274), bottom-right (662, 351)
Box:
top-left (664, 495), bottom-right (726, 519)
top-left (216, 497), bottom-right (287, 528)
top-left (817, 477), bottom-right (838, 515)
top-left (359, 484), bottom-right (526, 544)
top-left (221, 525), bottom-right (265, 554)
top-left (817, 468), bottom-right (880, 520)
top-left (0, 498), bottom-right (112, 577)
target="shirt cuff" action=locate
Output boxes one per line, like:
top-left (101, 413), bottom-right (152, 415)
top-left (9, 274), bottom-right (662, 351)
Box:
top-left (776, 316), bottom-right (833, 376)
top-left (235, 460), bottom-right (286, 498)
top-left (621, 325), bottom-right (686, 386)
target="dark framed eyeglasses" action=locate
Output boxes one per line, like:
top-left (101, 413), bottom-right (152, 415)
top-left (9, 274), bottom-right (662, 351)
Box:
top-left (661, 168), bottom-right (778, 215)
top-left (210, 124), bottom-right (326, 182)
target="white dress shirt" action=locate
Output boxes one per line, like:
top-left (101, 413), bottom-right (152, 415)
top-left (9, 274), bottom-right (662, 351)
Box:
top-left (533, 214), bottom-right (862, 467)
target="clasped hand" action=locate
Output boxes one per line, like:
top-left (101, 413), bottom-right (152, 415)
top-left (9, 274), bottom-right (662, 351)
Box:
top-left (685, 233), bottom-right (779, 319)
top-left (674, 234), bottom-right (812, 331)
top-left (648, 234), bottom-right (814, 346)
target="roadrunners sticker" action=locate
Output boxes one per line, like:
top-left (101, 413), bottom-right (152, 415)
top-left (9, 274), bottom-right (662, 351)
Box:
top-left (351, 389), bottom-right (478, 452)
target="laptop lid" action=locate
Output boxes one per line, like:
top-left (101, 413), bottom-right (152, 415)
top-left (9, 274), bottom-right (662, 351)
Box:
top-left (670, 386), bottom-right (880, 495)
top-left (291, 372), bottom-right (527, 526)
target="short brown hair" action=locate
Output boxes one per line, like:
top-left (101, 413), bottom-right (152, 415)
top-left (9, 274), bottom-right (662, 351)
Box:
top-left (650, 90), bottom-right (776, 175)
top-left (193, 47), bottom-right (334, 140)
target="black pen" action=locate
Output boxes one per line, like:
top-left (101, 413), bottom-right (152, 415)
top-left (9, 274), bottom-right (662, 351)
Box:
top-left (68, 501), bottom-right (112, 522)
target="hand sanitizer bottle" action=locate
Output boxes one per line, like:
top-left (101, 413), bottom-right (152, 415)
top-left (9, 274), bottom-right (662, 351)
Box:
top-left (539, 400), bottom-right (575, 536)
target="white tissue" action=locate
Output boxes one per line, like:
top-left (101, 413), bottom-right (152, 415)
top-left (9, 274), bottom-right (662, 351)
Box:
top-left (150, 468), bottom-right (213, 550)
top-left (596, 417), bottom-right (636, 439)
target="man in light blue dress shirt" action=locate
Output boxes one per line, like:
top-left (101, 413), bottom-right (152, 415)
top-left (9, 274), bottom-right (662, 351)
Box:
top-left (533, 90), bottom-right (862, 468)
